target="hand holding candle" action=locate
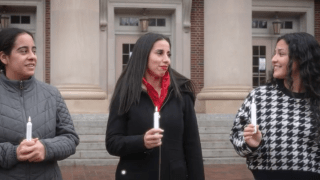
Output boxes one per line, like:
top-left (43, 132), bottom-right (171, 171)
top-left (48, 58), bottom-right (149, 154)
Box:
top-left (251, 97), bottom-right (257, 134)
top-left (26, 116), bottom-right (32, 141)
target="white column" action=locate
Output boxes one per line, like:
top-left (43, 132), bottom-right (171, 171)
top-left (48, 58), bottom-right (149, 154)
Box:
top-left (197, 0), bottom-right (252, 113)
top-left (51, 0), bottom-right (108, 113)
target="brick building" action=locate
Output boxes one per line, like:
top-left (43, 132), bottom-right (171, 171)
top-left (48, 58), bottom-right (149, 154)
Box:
top-left (0, 0), bottom-right (316, 165)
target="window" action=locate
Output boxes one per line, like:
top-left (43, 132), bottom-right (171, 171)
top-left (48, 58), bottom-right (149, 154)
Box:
top-left (148, 18), bottom-right (166, 27)
top-left (252, 20), bottom-right (267, 29)
top-left (120, 17), bottom-right (139, 26)
top-left (10, 15), bottom-right (31, 24)
top-left (252, 46), bottom-right (267, 88)
top-left (281, 21), bottom-right (293, 29)
top-left (122, 43), bottom-right (135, 70)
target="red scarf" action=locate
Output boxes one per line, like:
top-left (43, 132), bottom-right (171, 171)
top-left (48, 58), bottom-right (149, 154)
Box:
top-left (142, 71), bottom-right (170, 111)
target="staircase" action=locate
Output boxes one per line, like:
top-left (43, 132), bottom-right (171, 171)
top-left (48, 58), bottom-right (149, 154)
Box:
top-left (58, 114), bottom-right (245, 166)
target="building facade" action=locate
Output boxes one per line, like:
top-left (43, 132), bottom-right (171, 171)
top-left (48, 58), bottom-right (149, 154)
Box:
top-left (0, 0), bottom-right (315, 115)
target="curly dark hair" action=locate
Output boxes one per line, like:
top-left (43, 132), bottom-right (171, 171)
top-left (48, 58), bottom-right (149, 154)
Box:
top-left (271, 32), bottom-right (320, 141)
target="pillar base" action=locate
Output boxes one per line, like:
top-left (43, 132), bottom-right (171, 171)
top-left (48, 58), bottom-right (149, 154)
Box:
top-left (196, 86), bottom-right (251, 114)
top-left (57, 84), bottom-right (109, 113)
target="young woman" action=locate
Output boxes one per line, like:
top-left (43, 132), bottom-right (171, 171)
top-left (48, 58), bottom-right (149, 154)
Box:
top-left (230, 32), bottom-right (320, 180)
top-left (106, 33), bottom-right (205, 180)
top-left (0, 28), bottom-right (79, 179)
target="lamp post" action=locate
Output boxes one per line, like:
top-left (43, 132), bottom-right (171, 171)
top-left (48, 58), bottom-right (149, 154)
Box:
top-left (139, 8), bottom-right (149, 32)
top-left (272, 15), bottom-right (281, 35)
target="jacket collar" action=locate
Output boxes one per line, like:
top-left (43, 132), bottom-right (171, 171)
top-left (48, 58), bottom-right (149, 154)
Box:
top-left (0, 73), bottom-right (35, 92)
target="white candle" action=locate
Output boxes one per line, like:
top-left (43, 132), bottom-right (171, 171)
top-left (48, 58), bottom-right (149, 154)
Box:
top-left (154, 107), bottom-right (160, 129)
top-left (251, 97), bottom-right (257, 134)
top-left (26, 116), bottom-right (32, 141)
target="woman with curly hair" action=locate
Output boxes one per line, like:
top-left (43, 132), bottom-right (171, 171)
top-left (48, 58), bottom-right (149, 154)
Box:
top-left (230, 32), bottom-right (320, 180)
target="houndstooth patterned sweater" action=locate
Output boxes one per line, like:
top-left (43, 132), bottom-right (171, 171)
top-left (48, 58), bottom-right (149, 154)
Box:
top-left (230, 80), bottom-right (320, 175)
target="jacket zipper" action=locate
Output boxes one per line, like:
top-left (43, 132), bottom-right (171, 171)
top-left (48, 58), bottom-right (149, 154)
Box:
top-left (20, 81), bottom-right (30, 179)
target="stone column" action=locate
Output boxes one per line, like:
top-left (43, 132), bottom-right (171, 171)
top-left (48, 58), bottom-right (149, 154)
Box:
top-left (51, 0), bottom-right (108, 113)
top-left (197, 0), bottom-right (252, 114)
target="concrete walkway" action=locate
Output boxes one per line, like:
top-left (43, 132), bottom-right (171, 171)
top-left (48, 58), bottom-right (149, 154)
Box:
top-left (60, 164), bottom-right (254, 180)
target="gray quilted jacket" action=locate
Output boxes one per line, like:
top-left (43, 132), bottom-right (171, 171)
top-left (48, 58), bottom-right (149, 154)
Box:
top-left (0, 73), bottom-right (79, 180)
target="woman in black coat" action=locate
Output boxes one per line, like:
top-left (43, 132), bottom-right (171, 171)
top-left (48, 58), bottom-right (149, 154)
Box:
top-left (105, 33), bottom-right (205, 180)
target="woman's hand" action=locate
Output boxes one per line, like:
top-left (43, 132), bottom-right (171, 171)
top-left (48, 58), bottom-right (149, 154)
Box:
top-left (243, 124), bottom-right (262, 148)
top-left (144, 128), bottom-right (164, 149)
top-left (17, 138), bottom-right (46, 162)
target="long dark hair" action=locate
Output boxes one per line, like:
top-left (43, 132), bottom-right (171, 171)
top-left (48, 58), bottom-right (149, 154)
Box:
top-left (110, 33), bottom-right (195, 114)
top-left (0, 28), bottom-right (34, 74)
top-left (271, 32), bottom-right (320, 140)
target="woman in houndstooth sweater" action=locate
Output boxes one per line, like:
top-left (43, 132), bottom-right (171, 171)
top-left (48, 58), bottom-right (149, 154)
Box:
top-left (230, 32), bottom-right (320, 180)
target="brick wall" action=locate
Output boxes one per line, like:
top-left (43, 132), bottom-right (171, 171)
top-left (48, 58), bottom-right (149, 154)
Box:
top-left (45, 0), bottom-right (50, 84)
top-left (316, 1), bottom-right (320, 42)
top-left (191, 0), bottom-right (204, 94)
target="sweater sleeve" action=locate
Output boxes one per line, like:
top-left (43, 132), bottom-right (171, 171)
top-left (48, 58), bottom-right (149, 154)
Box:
top-left (0, 143), bottom-right (19, 169)
top-left (183, 93), bottom-right (205, 180)
top-left (40, 91), bottom-right (79, 161)
top-left (105, 96), bottom-right (148, 157)
top-left (230, 90), bottom-right (263, 157)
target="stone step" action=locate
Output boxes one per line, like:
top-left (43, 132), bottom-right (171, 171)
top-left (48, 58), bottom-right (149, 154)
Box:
top-left (58, 158), bottom-right (119, 166)
top-left (75, 127), bottom-right (106, 135)
top-left (75, 127), bottom-right (232, 135)
top-left (73, 120), bottom-right (234, 129)
top-left (79, 133), bottom-right (231, 142)
top-left (77, 142), bottom-right (106, 150)
top-left (79, 135), bottom-right (105, 142)
top-left (58, 157), bottom-right (246, 166)
top-left (199, 127), bottom-right (231, 134)
top-left (200, 134), bottom-right (230, 141)
top-left (203, 157), bottom-right (246, 164)
top-left (71, 114), bottom-right (236, 129)
top-left (202, 149), bottom-right (239, 158)
top-left (201, 141), bottom-right (233, 149)
top-left (69, 149), bottom-right (239, 160)
top-left (73, 120), bottom-right (107, 128)
top-left (69, 150), bottom-right (116, 159)
top-left (76, 141), bottom-right (234, 151)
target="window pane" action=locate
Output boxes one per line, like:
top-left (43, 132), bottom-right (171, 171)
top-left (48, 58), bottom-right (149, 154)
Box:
top-left (260, 77), bottom-right (266, 85)
top-left (259, 21), bottom-right (267, 28)
top-left (253, 77), bottom-right (259, 87)
top-left (252, 20), bottom-right (258, 28)
top-left (11, 15), bottom-right (20, 24)
top-left (253, 57), bottom-right (259, 66)
top-left (120, 18), bottom-right (128, 26)
top-left (123, 44), bottom-right (129, 54)
top-left (253, 67), bottom-right (259, 73)
top-left (285, 21), bottom-right (292, 29)
top-left (260, 46), bottom-right (266, 55)
top-left (21, 16), bottom-right (30, 24)
top-left (157, 19), bottom-right (166, 26)
top-left (130, 44), bottom-right (135, 52)
top-left (149, 18), bottom-right (156, 26)
top-left (253, 46), bottom-right (259, 55)
top-left (129, 18), bottom-right (139, 26)
top-left (123, 55), bottom-right (129, 64)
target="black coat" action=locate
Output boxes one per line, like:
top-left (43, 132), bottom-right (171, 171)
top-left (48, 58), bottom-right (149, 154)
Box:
top-left (106, 79), bottom-right (205, 180)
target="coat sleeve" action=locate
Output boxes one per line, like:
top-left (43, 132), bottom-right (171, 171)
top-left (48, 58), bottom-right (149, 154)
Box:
top-left (105, 96), bottom-right (148, 157)
top-left (183, 93), bottom-right (205, 180)
top-left (230, 90), bottom-right (263, 157)
top-left (0, 143), bottom-right (19, 169)
top-left (40, 91), bottom-right (79, 161)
